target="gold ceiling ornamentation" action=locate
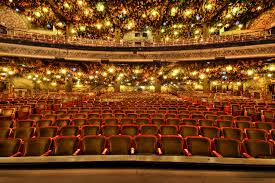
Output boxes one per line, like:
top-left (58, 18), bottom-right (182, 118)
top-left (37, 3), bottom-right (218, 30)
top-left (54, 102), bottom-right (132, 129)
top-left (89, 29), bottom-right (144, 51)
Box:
top-left (247, 6), bottom-right (275, 30)
top-left (0, 6), bottom-right (30, 30)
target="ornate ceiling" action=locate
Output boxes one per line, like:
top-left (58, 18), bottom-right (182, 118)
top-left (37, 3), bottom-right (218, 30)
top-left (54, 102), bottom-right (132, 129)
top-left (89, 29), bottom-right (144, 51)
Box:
top-left (1, 0), bottom-right (274, 40)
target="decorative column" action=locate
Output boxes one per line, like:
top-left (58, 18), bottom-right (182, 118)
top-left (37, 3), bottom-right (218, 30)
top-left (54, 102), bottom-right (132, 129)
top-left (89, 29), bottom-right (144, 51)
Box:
top-left (114, 80), bottom-right (121, 93)
top-left (202, 23), bottom-right (210, 38)
top-left (203, 79), bottom-right (210, 93)
top-left (155, 77), bottom-right (161, 93)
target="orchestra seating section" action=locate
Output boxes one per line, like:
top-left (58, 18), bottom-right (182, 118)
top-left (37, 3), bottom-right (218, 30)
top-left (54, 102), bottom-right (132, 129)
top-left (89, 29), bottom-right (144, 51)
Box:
top-left (0, 93), bottom-right (275, 158)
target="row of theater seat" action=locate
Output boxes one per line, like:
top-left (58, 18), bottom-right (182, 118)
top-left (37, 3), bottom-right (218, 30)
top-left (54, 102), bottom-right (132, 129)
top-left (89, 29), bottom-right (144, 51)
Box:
top-left (0, 135), bottom-right (273, 158)
top-left (30, 113), bottom-right (254, 121)
top-left (2, 118), bottom-right (273, 130)
top-left (4, 118), bottom-right (273, 132)
top-left (1, 125), bottom-right (275, 141)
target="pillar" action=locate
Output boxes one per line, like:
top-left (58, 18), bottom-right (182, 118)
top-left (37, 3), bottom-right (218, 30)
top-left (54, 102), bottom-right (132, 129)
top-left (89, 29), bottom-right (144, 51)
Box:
top-left (203, 79), bottom-right (210, 93)
top-left (114, 80), bottom-right (121, 93)
top-left (155, 78), bottom-right (161, 93)
top-left (202, 23), bottom-right (210, 38)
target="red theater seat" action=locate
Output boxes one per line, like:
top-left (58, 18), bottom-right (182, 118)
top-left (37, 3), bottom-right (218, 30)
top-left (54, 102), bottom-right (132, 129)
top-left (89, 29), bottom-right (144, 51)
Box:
top-left (0, 128), bottom-right (11, 138)
top-left (222, 127), bottom-right (243, 140)
top-left (160, 125), bottom-right (178, 135)
top-left (22, 137), bottom-right (52, 156)
top-left (159, 135), bottom-right (184, 155)
top-left (0, 139), bottom-right (22, 157)
top-left (184, 137), bottom-right (212, 156)
top-left (59, 126), bottom-right (79, 136)
top-left (179, 125), bottom-right (198, 138)
top-left (243, 139), bottom-right (274, 158)
top-left (121, 125), bottom-right (139, 136)
top-left (53, 136), bottom-right (80, 156)
top-left (102, 125), bottom-right (120, 137)
top-left (36, 127), bottom-right (58, 138)
top-left (81, 136), bottom-right (107, 155)
top-left (213, 138), bottom-right (242, 158)
top-left (200, 126), bottom-right (220, 139)
top-left (140, 125), bottom-right (159, 135)
top-left (133, 135), bottom-right (158, 155)
top-left (108, 135), bottom-right (132, 155)
top-left (245, 128), bottom-right (269, 141)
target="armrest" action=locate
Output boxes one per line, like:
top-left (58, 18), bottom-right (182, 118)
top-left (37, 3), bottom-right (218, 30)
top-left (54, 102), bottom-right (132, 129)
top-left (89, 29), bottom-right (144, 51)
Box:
top-left (131, 148), bottom-right (135, 155)
top-left (73, 149), bottom-right (81, 156)
top-left (243, 152), bottom-right (253, 158)
top-left (157, 148), bottom-right (162, 155)
top-left (11, 152), bottom-right (22, 157)
top-left (42, 150), bottom-right (52, 156)
top-left (212, 150), bottom-right (222, 157)
top-left (184, 149), bottom-right (192, 156)
top-left (102, 148), bottom-right (108, 155)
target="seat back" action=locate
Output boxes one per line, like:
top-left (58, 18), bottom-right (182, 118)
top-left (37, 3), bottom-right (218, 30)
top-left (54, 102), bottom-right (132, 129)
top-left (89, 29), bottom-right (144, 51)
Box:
top-left (182, 119), bottom-right (197, 126)
top-left (166, 118), bottom-right (181, 125)
top-left (86, 118), bottom-right (102, 125)
top-left (71, 118), bottom-right (86, 126)
top-left (255, 122), bottom-right (273, 131)
top-left (219, 115), bottom-right (233, 121)
top-left (36, 119), bottom-right (52, 127)
top-left (160, 125), bottom-right (178, 135)
top-left (53, 136), bottom-right (79, 156)
top-left (151, 118), bottom-right (165, 127)
top-left (0, 120), bottom-right (13, 128)
top-left (81, 125), bottom-right (100, 136)
top-left (199, 119), bottom-right (214, 127)
top-left (216, 120), bottom-right (233, 128)
top-left (81, 136), bottom-right (106, 155)
top-left (0, 128), bottom-right (10, 138)
top-left (102, 125), bottom-right (120, 137)
top-left (29, 114), bottom-right (42, 121)
top-left (0, 139), bottom-right (22, 157)
top-left (23, 137), bottom-right (52, 156)
top-left (214, 138), bottom-right (241, 158)
top-left (120, 118), bottom-right (134, 125)
top-left (140, 125), bottom-right (158, 135)
top-left (36, 127), bottom-right (58, 138)
top-left (136, 118), bottom-right (150, 125)
top-left (200, 126), bottom-right (220, 139)
top-left (16, 120), bottom-right (35, 128)
top-left (244, 139), bottom-right (273, 158)
top-left (121, 125), bottom-right (139, 136)
top-left (245, 129), bottom-right (268, 140)
top-left (60, 126), bottom-right (79, 136)
top-left (186, 137), bottom-right (211, 156)
top-left (14, 127), bottom-right (35, 140)
top-left (222, 127), bottom-right (243, 140)
top-left (179, 125), bottom-right (198, 137)
top-left (134, 135), bottom-right (157, 155)
top-left (109, 135), bottom-right (132, 155)
top-left (103, 118), bottom-right (118, 125)
top-left (55, 119), bottom-right (70, 127)
top-left (160, 135), bottom-right (183, 155)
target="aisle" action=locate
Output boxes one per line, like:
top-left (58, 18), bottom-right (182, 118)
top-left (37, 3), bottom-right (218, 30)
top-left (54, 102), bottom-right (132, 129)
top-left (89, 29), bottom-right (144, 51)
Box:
top-left (0, 169), bottom-right (274, 183)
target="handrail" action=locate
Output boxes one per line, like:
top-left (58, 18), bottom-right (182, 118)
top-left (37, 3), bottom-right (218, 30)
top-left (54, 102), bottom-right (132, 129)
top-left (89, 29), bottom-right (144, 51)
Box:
top-left (0, 28), bottom-right (274, 48)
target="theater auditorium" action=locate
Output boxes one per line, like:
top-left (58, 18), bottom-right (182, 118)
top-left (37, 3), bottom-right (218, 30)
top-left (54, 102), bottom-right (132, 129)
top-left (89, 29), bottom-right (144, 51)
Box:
top-left (0, 0), bottom-right (275, 182)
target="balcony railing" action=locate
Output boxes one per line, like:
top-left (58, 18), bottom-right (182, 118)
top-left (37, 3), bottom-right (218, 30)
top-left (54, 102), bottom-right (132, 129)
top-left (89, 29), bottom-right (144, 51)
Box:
top-left (0, 28), bottom-right (274, 48)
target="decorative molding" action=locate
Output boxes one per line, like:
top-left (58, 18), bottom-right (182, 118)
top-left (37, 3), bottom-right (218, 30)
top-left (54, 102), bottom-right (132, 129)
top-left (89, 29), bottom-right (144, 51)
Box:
top-left (0, 6), bottom-right (30, 30)
top-left (248, 6), bottom-right (275, 30)
top-left (0, 42), bottom-right (275, 62)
